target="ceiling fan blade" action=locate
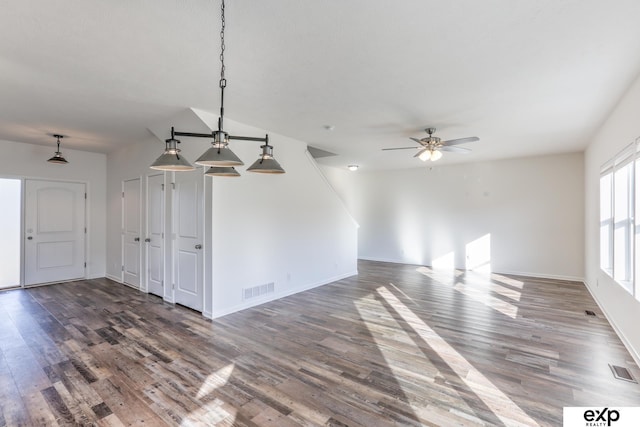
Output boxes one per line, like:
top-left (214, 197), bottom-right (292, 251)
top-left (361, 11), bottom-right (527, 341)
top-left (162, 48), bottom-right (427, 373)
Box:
top-left (409, 137), bottom-right (424, 144)
top-left (440, 146), bottom-right (471, 153)
top-left (442, 136), bottom-right (479, 146)
top-left (381, 146), bottom-right (419, 151)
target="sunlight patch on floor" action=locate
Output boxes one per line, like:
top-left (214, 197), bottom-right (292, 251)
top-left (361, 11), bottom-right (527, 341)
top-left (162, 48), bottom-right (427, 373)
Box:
top-left (180, 363), bottom-right (237, 426)
top-left (181, 398), bottom-right (236, 426)
top-left (196, 363), bottom-right (235, 399)
top-left (417, 265), bottom-right (522, 318)
top-left (377, 286), bottom-right (539, 426)
top-left (453, 282), bottom-right (519, 319)
top-left (416, 266), bottom-right (465, 282)
top-left (491, 273), bottom-right (524, 289)
top-left (354, 295), bottom-right (458, 423)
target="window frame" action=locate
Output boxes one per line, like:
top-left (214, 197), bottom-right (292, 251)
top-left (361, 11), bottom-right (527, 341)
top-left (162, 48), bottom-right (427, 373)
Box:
top-left (600, 141), bottom-right (639, 300)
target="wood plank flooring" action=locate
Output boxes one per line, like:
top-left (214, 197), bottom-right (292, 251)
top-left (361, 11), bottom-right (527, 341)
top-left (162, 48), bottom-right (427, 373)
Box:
top-left (1, 260), bottom-right (639, 426)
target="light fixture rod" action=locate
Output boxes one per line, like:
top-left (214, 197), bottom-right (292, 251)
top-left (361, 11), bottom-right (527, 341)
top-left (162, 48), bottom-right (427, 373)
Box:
top-left (173, 130), bottom-right (215, 138)
top-left (171, 129), bottom-right (268, 143)
top-left (228, 135), bottom-right (268, 142)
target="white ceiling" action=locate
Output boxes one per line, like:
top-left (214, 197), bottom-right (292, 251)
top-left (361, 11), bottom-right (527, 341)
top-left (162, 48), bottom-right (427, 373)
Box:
top-left (2, 0), bottom-right (640, 170)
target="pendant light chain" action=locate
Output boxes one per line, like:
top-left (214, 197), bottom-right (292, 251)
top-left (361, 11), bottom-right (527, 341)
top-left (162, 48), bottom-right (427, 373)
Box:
top-left (151, 0), bottom-right (284, 174)
top-left (219, 0), bottom-right (226, 89)
top-left (218, 0), bottom-right (226, 133)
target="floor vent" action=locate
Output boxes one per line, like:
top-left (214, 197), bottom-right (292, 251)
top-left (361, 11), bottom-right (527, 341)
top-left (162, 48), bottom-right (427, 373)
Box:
top-left (585, 310), bottom-right (597, 317)
top-left (243, 282), bottom-right (275, 300)
top-left (609, 364), bottom-right (637, 383)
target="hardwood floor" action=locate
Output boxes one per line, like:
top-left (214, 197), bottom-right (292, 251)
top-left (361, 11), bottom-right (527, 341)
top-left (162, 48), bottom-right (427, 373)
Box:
top-left (1, 260), bottom-right (639, 426)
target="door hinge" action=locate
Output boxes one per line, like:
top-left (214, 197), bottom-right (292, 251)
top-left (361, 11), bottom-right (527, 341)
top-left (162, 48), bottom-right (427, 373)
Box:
top-left (172, 283), bottom-right (175, 290)
top-left (122, 192), bottom-right (125, 198)
top-left (121, 265), bottom-right (124, 272)
top-left (84, 262), bottom-right (86, 268)
top-left (84, 227), bottom-right (87, 233)
top-left (171, 182), bottom-right (175, 190)
top-left (161, 184), bottom-right (165, 191)
top-left (84, 193), bottom-right (87, 199)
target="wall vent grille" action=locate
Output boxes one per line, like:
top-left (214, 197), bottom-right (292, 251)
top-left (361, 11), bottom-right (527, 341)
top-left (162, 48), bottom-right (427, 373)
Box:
top-left (585, 310), bottom-right (597, 317)
top-left (243, 282), bottom-right (275, 300)
top-left (609, 364), bottom-right (637, 383)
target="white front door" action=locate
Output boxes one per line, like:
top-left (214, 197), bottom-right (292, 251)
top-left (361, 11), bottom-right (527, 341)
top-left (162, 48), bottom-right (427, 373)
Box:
top-left (146, 174), bottom-right (164, 297)
top-left (122, 178), bottom-right (141, 288)
top-left (24, 180), bottom-right (85, 286)
top-left (173, 169), bottom-right (203, 311)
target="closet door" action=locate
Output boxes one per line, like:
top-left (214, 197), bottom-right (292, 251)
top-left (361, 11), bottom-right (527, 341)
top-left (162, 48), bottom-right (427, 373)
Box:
top-left (122, 178), bottom-right (141, 288)
top-left (173, 169), bottom-right (203, 311)
top-left (146, 174), bottom-right (164, 296)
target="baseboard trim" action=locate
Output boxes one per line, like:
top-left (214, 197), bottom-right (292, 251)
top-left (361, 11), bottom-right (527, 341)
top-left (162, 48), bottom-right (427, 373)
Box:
top-left (493, 269), bottom-right (584, 283)
top-left (105, 274), bottom-right (122, 283)
top-left (358, 256), bottom-right (416, 265)
top-left (210, 270), bottom-right (358, 319)
top-left (358, 258), bottom-right (584, 282)
top-left (583, 279), bottom-right (640, 368)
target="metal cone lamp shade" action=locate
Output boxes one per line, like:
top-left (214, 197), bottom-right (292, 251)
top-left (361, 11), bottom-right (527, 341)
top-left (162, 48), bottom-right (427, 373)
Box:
top-left (48, 152), bottom-right (68, 164)
top-left (195, 145), bottom-right (244, 166)
top-left (48, 135), bottom-right (68, 164)
top-left (205, 166), bottom-right (241, 177)
top-left (195, 131), bottom-right (244, 167)
top-left (150, 138), bottom-right (195, 171)
top-left (247, 144), bottom-right (285, 174)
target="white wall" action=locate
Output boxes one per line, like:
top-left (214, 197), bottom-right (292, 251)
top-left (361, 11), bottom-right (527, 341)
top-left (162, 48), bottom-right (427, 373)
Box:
top-left (208, 120), bottom-right (359, 317)
top-left (0, 139), bottom-right (107, 279)
top-left (106, 109), bottom-right (358, 318)
top-left (326, 152), bottom-right (584, 280)
top-left (585, 72), bottom-right (640, 364)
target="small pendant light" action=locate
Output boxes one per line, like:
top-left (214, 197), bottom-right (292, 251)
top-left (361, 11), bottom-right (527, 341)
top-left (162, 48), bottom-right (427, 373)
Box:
top-left (48, 134), bottom-right (69, 164)
top-left (150, 138), bottom-right (195, 171)
top-left (247, 141), bottom-right (285, 174)
top-left (195, 130), bottom-right (244, 167)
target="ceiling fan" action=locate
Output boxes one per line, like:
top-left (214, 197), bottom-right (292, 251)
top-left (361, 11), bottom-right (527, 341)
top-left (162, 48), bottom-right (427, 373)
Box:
top-left (382, 127), bottom-right (479, 162)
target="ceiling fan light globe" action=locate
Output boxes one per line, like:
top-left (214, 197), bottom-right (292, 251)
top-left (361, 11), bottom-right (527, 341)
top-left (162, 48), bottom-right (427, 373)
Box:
top-left (418, 150), bottom-right (431, 162)
top-left (430, 150), bottom-right (443, 161)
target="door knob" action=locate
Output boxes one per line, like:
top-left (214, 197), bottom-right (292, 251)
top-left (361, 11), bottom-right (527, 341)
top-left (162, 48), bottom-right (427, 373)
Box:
top-left (134, 237), bottom-right (140, 242)
top-left (195, 244), bottom-right (202, 250)
top-left (145, 238), bottom-right (151, 242)
top-left (27, 236), bottom-right (33, 240)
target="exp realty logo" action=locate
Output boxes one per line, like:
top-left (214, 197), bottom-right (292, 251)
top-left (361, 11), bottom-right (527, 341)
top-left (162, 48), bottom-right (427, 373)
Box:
top-left (583, 408), bottom-right (619, 426)
top-left (564, 407), bottom-right (639, 427)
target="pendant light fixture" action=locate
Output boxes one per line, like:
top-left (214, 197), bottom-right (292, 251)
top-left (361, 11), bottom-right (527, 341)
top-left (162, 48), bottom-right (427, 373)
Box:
top-left (150, 137), bottom-right (195, 171)
top-left (47, 134), bottom-right (69, 164)
top-left (247, 139), bottom-right (285, 173)
top-left (150, 0), bottom-right (285, 175)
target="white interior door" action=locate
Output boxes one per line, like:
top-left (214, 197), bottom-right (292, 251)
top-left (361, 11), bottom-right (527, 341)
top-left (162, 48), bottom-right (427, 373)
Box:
top-left (146, 174), bottom-right (164, 297)
top-left (173, 169), bottom-right (203, 311)
top-left (24, 180), bottom-right (85, 286)
top-left (122, 178), bottom-right (141, 288)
